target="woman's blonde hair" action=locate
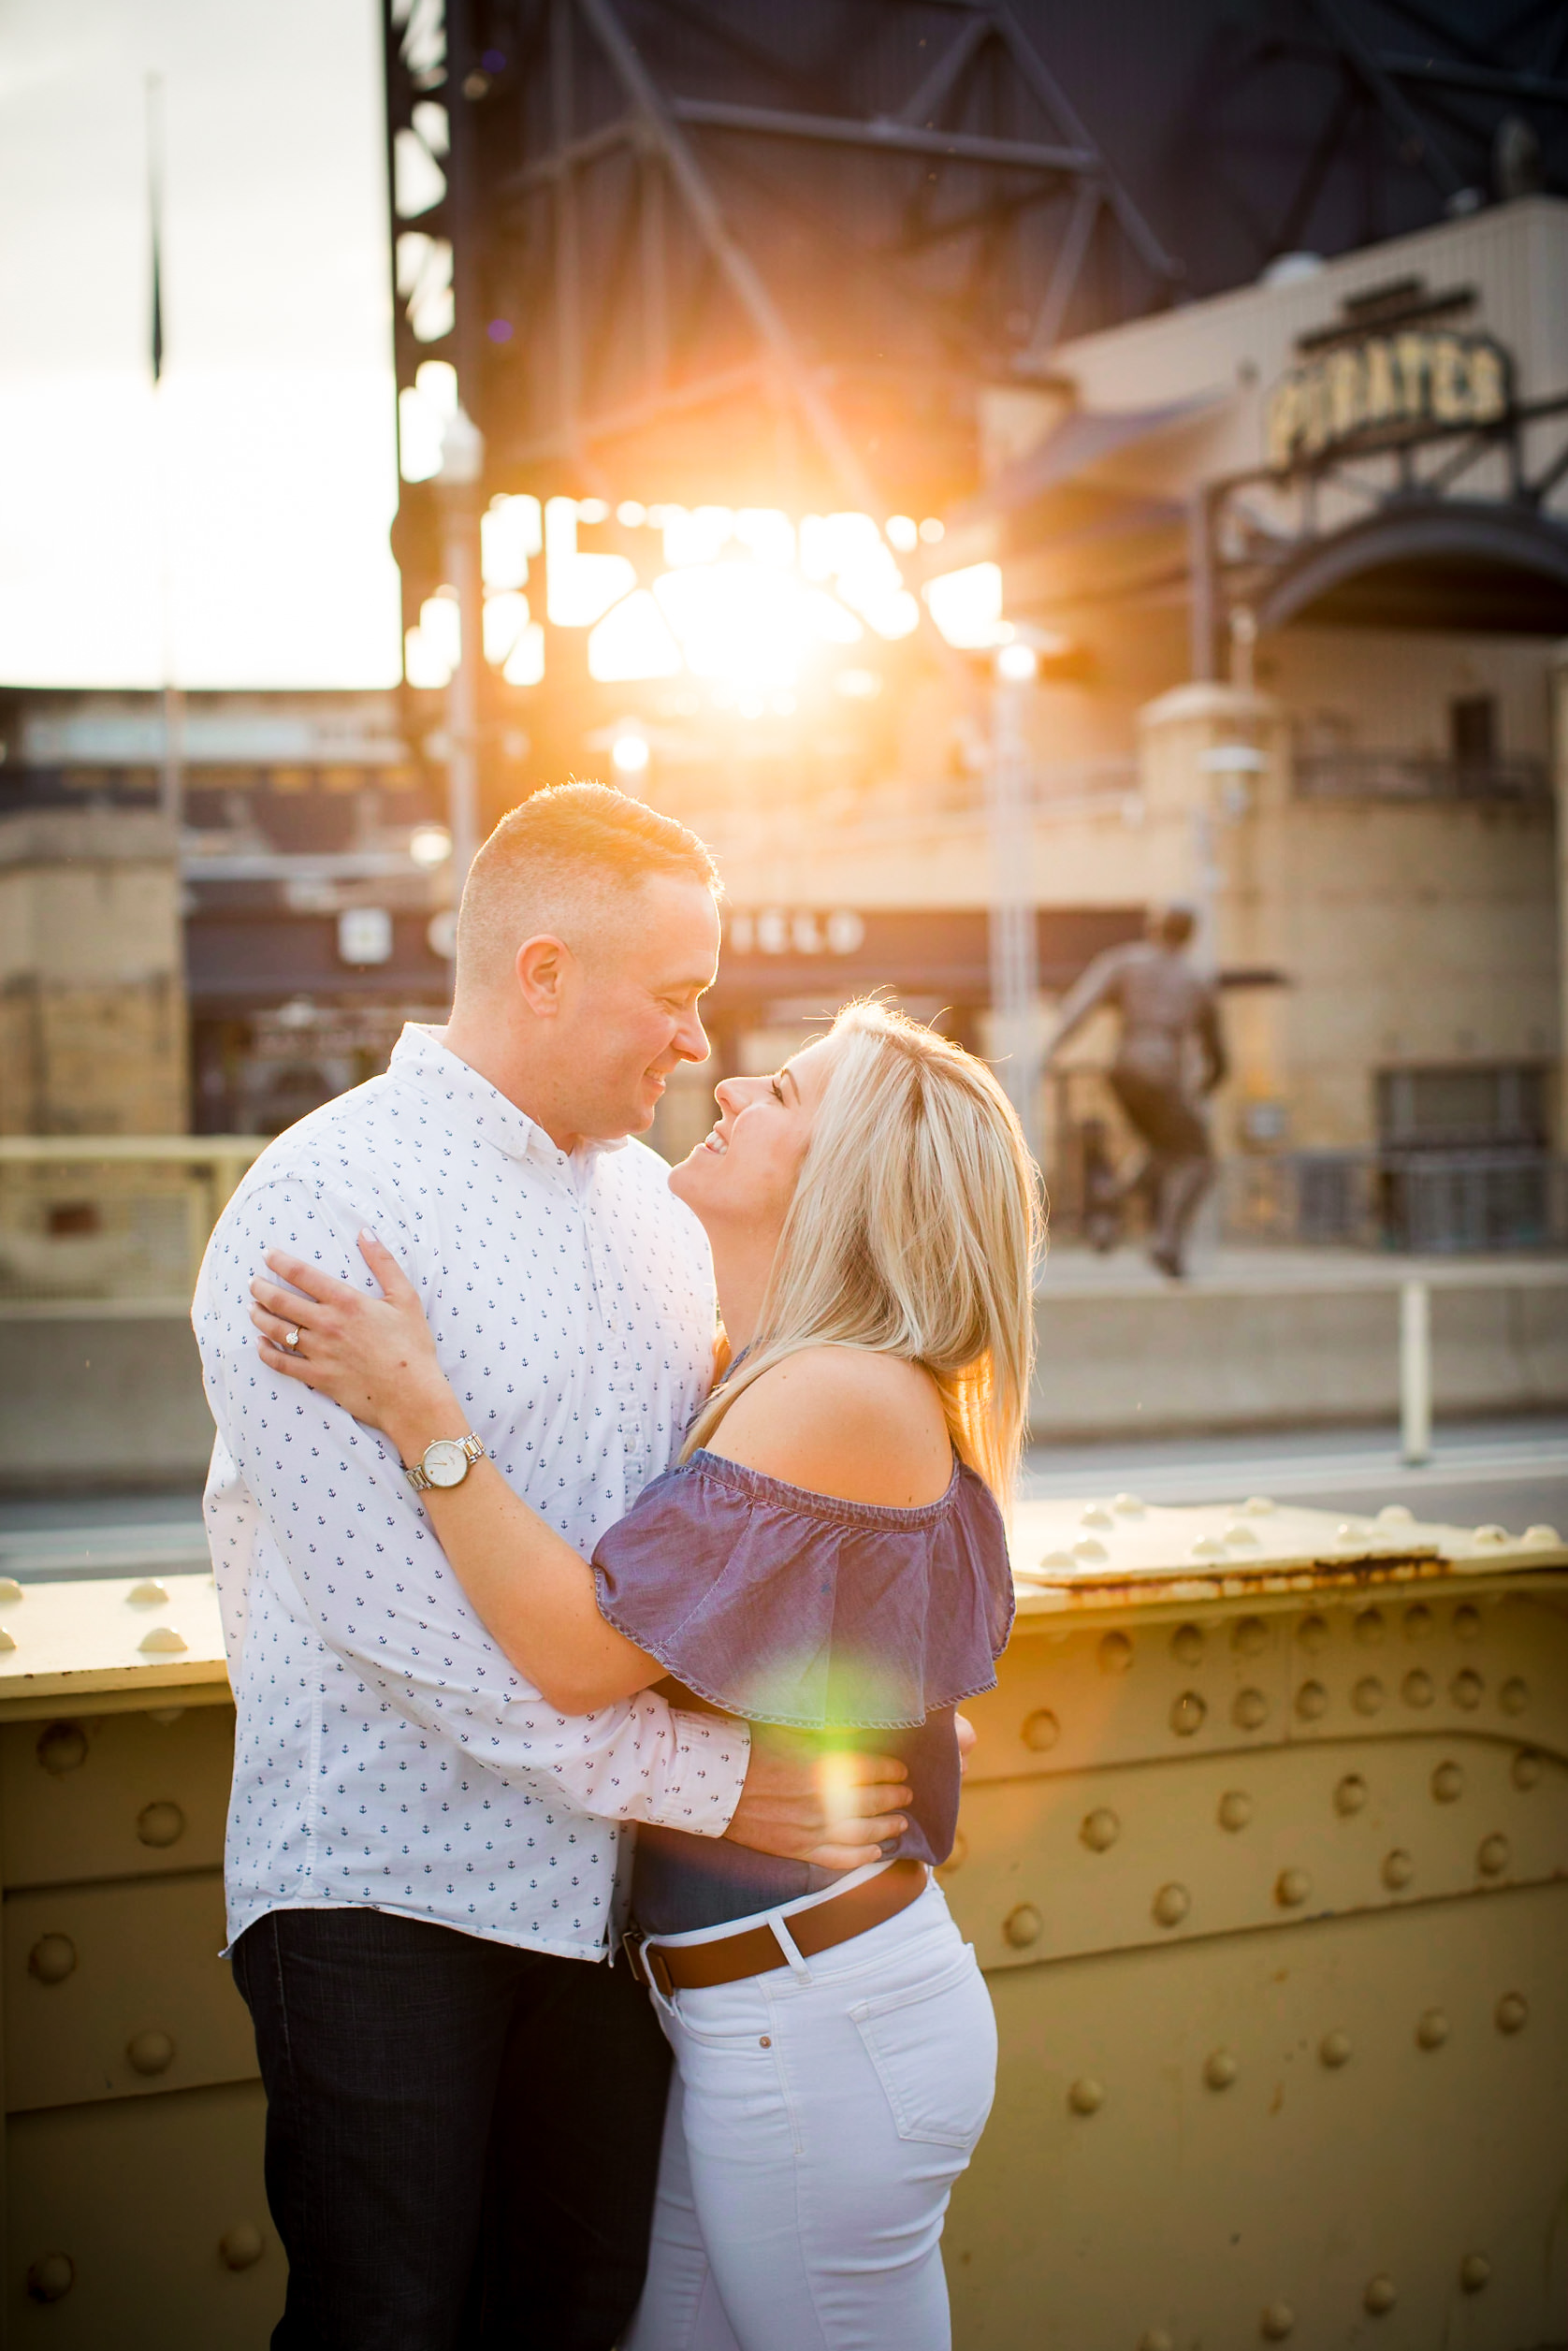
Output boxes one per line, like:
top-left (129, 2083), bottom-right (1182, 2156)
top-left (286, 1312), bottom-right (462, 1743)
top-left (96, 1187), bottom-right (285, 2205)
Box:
top-left (683, 999), bottom-right (1045, 1501)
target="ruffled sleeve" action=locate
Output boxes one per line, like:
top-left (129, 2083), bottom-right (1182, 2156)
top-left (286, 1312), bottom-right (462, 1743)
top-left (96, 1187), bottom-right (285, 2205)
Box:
top-left (592, 1451), bottom-right (1014, 1730)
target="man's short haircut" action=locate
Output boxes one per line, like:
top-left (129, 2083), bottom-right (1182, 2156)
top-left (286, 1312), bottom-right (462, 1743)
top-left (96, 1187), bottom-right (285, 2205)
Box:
top-left (456, 781), bottom-right (719, 992)
top-left (1151, 903), bottom-right (1198, 949)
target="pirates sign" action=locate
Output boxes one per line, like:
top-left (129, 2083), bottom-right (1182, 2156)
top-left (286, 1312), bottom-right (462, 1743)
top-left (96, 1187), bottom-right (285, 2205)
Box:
top-left (1266, 327), bottom-right (1512, 471)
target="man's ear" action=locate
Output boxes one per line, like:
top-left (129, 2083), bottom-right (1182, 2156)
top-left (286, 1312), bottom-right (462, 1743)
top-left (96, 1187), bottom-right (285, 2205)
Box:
top-left (515, 934), bottom-right (573, 1018)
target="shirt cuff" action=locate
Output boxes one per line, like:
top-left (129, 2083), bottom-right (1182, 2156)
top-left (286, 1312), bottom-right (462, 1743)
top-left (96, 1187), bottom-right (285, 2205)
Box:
top-left (656, 1707), bottom-right (750, 1837)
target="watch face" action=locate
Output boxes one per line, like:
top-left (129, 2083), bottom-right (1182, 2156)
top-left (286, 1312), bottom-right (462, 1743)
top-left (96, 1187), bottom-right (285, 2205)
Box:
top-left (423, 1439), bottom-right (471, 1488)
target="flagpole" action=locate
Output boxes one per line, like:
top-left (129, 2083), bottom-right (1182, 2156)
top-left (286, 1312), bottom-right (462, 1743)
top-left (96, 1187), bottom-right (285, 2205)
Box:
top-left (147, 71), bottom-right (183, 832)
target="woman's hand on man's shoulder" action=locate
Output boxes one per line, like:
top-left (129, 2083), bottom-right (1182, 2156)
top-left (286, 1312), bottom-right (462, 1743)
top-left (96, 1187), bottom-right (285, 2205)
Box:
top-left (706, 1347), bottom-right (952, 1509)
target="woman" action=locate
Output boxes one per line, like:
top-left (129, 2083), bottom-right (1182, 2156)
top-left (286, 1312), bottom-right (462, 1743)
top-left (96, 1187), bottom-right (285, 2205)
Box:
top-left (249, 999), bottom-right (1040, 2351)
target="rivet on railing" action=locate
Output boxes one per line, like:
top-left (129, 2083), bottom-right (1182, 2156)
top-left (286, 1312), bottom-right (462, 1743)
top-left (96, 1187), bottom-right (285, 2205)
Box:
top-left (138, 1626), bottom-right (188, 1656)
top-left (1170, 1691), bottom-right (1207, 1736)
top-left (36, 1723), bottom-right (87, 1776)
top-left (1499, 1677), bottom-right (1528, 1716)
top-left (1233, 1689), bottom-right (1270, 1730)
top-left (1067, 2077), bottom-right (1104, 2115)
top-left (1170, 1622), bottom-right (1204, 1664)
top-left (1080, 1808), bottom-right (1120, 1853)
top-left (219, 2224), bottom-right (266, 2272)
top-left (28, 1934), bottom-right (77, 1986)
top-left (1511, 1749), bottom-right (1541, 1791)
top-left (1453, 1604), bottom-right (1481, 1642)
top-left (1218, 1790), bottom-right (1253, 1832)
top-left (1296, 1682), bottom-right (1328, 1721)
top-left (1259, 2301), bottom-right (1295, 2340)
top-left (1275, 1867), bottom-right (1311, 1908)
top-left (1022, 1710), bottom-right (1059, 1752)
top-left (1382, 1850), bottom-right (1414, 1892)
top-left (1363, 2274), bottom-right (1396, 2315)
top-left (1476, 1834), bottom-right (1510, 1878)
top-left (26, 2255), bottom-right (74, 2305)
top-left (1318, 2030), bottom-right (1352, 2068)
top-left (1431, 1761), bottom-right (1463, 1803)
top-left (1233, 1615), bottom-right (1269, 1655)
top-left (1415, 2009), bottom-right (1449, 2051)
top-left (1495, 1993), bottom-right (1528, 2035)
top-left (1333, 1773), bottom-right (1368, 1815)
top-left (1203, 2048), bottom-right (1239, 2090)
top-left (1401, 1669), bottom-right (1434, 1708)
top-left (1352, 1676), bottom-right (1385, 1716)
top-left (1003, 1905), bottom-right (1043, 1949)
top-left (1152, 1883), bottom-right (1190, 1928)
top-left (1459, 2253), bottom-right (1491, 2293)
top-left (1450, 1669), bottom-right (1483, 1710)
top-left (1098, 1631), bottom-right (1133, 1674)
top-left (126, 2028), bottom-right (177, 2076)
top-left (137, 1801), bottom-right (186, 1850)
top-left (1354, 1607), bottom-right (1386, 1647)
top-left (1297, 1613), bottom-right (1329, 1652)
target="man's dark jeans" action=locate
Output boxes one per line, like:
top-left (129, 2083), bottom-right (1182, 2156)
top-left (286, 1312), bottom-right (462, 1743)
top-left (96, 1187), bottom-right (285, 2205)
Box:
top-left (232, 1905), bottom-right (672, 2351)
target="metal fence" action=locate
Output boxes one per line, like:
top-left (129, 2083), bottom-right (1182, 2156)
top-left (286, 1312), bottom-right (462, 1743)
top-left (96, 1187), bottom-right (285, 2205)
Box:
top-left (0, 1139), bottom-right (264, 1307)
top-left (1222, 1150), bottom-right (1568, 1254)
top-left (1292, 751), bottom-right (1551, 805)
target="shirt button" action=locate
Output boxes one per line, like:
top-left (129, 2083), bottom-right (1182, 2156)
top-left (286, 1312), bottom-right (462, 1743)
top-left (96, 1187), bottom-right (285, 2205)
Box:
top-left (759, 2036), bottom-right (772, 2048)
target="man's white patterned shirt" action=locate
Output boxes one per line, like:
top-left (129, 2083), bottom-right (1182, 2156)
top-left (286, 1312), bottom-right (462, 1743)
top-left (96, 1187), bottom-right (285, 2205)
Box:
top-left (195, 1023), bottom-right (747, 1962)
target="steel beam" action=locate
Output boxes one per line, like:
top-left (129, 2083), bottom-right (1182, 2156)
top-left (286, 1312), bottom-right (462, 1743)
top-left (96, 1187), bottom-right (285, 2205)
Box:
top-left (669, 95), bottom-right (1095, 176)
top-left (1024, 182), bottom-right (1102, 363)
top-left (501, 117), bottom-right (636, 197)
top-left (993, 1), bottom-right (1182, 286)
top-left (1305, 0), bottom-right (1470, 202)
top-left (898, 10), bottom-right (994, 126)
top-left (1380, 50), bottom-right (1568, 108)
top-left (573, 0), bottom-right (879, 509)
top-left (504, 359), bottom-right (763, 467)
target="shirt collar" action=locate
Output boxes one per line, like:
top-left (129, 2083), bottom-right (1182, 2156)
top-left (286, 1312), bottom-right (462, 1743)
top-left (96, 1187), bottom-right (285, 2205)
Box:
top-left (388, 1023), bottom-right (630, 1167)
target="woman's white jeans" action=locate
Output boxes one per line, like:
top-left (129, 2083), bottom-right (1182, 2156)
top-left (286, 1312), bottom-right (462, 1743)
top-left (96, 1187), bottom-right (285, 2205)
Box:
top-left (623, 1875), bottom-right (997, 2351)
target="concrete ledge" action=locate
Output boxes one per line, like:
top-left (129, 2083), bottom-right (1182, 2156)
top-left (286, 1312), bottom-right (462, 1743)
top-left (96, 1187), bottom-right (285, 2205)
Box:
top-left (1032, 1272), bottom-right (1568, 1438)
top-left (2, 1313), bottom-right (213, 1489)
top-left (7, 1271), bottom-right (1568, 1487)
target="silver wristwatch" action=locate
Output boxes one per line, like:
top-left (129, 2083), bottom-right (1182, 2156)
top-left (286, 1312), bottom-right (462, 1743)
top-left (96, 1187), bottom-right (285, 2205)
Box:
top-left (403, 1432), bottom-right (485, 1492)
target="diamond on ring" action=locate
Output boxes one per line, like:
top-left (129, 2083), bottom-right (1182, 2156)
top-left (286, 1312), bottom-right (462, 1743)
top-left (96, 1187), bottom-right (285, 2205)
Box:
top-left (284, 1327), bottom-right (301, 1350)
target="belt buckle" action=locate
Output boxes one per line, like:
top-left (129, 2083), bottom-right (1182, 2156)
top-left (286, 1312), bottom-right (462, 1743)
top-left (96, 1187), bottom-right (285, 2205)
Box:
top-left (621, 1929), bottom-right (675, 1998)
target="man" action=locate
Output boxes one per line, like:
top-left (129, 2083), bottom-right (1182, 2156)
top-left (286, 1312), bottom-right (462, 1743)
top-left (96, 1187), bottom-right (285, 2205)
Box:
top-left (1044, 904), bottom-right (1228, 1279)
top-left (195, 784), bottom-right (910, 2350)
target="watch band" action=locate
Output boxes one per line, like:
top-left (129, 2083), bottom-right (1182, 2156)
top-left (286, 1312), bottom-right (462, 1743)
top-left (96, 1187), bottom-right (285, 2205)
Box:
top-left (403, 1432), bottom-right (485, 1491)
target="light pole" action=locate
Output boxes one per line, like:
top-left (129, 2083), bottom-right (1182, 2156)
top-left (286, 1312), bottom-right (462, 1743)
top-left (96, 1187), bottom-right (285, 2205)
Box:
top-left (988, 640), bottom-right (1041, 1170)
top-left (435, 407), bottom-right (486, 901)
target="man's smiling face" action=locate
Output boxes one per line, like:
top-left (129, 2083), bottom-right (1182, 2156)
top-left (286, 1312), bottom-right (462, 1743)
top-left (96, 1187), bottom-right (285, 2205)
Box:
top-left (554, 872), bottom-right (721, 1140)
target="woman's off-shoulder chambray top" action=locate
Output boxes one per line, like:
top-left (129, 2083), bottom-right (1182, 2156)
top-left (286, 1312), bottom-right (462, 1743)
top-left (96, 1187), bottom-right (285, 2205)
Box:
top-left (591, 1447), bottom-right (1015, 1935)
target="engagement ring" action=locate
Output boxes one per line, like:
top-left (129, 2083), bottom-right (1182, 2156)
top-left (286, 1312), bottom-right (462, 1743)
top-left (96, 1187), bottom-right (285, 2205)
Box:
top-left (284, 1327), bottom-right (301, 1350)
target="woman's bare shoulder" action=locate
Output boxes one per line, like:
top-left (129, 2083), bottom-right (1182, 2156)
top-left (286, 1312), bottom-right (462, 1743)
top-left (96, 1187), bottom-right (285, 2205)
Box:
top-left (704, 1348), bottom-right (952, 1508)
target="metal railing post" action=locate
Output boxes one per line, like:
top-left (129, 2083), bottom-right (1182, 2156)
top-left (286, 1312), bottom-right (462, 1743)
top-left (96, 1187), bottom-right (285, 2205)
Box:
top-left (1400, 1277), bottom-right (1431, 1466)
